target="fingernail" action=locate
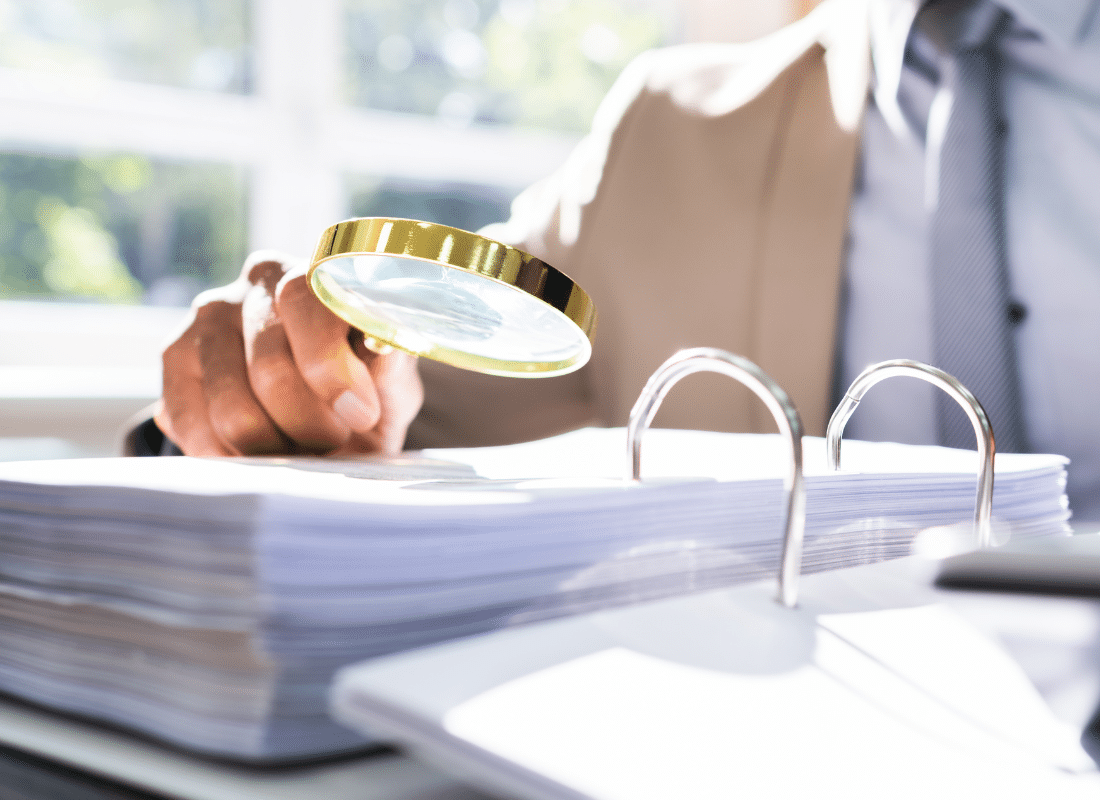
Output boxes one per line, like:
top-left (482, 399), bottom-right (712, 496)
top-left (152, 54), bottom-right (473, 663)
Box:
top-left (333, 390), bottom-right (376, 432)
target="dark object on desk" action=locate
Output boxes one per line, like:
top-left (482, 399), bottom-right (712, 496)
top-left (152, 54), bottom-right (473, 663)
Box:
top-left (936, 533), bottom-right (1100, 597)
top-left (125, 417), bottom-right (182, 457)
top-left (1084, 705), bottom-right (1100, 768)
top-left (0, 743), bottom-right (169, 800)
top-left (0, 690), bottom-right (485, 800)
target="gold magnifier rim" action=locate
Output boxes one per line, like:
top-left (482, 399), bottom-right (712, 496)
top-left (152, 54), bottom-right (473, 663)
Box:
top-left (308, 217), bottom-right (597, 377)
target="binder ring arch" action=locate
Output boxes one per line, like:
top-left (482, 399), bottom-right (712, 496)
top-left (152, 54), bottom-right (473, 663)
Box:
top-left (826, 359), bottom-right (995, 549)
top-left (626, 348), bottom-right (806, 609)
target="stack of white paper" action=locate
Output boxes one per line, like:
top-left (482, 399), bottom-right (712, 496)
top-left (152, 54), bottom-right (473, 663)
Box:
top-left (0, 428), bottom-right (1071, 759)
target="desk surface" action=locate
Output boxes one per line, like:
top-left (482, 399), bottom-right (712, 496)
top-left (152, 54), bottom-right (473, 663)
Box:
top-left (0, 694), bottom-right (493, 800)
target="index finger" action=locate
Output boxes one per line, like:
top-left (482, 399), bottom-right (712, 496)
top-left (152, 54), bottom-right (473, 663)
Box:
top-left (274, 270), bottom-right (383, 437)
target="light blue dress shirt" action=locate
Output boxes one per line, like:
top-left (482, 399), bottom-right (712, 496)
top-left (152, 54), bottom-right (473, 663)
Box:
top-left (841, 0), bottom-right (1100, 523)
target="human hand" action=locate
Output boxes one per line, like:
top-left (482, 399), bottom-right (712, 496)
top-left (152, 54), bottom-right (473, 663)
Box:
top-left (156, 251), bottom-right (423, 457)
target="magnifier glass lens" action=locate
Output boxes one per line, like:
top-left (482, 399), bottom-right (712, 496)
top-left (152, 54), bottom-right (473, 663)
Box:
top-left (312, 254), bottom-right (591, 375)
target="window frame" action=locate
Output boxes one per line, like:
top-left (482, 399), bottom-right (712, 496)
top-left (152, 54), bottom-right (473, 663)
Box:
top-left (0, 0), bottom-right (580, 259)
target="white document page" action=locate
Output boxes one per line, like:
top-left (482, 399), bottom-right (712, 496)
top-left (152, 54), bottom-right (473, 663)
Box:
top-left (440, 629), bottom-right (1096, 800)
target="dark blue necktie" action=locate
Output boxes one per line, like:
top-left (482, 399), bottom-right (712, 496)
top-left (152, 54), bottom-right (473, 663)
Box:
top-left (915, 0), bottom-right (1028, 452)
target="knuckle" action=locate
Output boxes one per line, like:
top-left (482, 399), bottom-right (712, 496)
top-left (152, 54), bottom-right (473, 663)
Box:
top-left (197, 298), bottom-right (242, 323)
top-left (192, 278), bottom-right (248, 309)
top-left (184, 301), bottom-right (242, 346)
top-left (211, 404), bottom-right (279, 454)
top-left (242, 250), bottom-right (298, 278)
top-left (274, 271), bottom-right (312, 308)
top-left (161, 339), bottom-right (185, 369)
top-left (155, 405), bottom-right (204, 456)
top-left (249, 354), bottom-right (300, 400)
top-left (161, 306), bottom-right (201, 359)
top-left (245, 260), bottom-right (289, 291)
top-left (242, 288), bottom-right (281, 343)
top-left (162, 329), bottom-right (202, 373)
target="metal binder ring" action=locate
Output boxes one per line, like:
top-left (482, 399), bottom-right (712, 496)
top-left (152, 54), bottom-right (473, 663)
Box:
top-left (626, 348), bottom-right (807, 608)
top-left (825, 359), bottom-right (995, 549)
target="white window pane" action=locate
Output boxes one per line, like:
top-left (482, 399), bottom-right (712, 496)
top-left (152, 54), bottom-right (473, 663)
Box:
top-left (0, 0), bottom-right (251, 93)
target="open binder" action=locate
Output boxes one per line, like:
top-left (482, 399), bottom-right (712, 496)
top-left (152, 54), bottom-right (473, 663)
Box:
top-left (332, 558), bottom-right (1100, 800)
top-left (0, 350), bottom-right (1075, 761)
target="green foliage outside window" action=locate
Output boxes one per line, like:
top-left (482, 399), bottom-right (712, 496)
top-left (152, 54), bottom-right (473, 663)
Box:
top-left (348, 174), bottom-right (512, 233)
top-left (0, 154), bottom-right (247, 304)
top-left (345, 0), bottom-right (671, 130)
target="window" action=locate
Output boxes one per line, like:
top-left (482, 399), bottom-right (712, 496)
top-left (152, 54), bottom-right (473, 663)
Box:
top-left (0, 0), bottom-right (676, 307)
top-left (344, 0), bottom-right (670, 131)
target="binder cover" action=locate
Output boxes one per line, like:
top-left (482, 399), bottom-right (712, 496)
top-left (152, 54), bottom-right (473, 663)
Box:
top-left (333, 559), bottom-right (1100, 800)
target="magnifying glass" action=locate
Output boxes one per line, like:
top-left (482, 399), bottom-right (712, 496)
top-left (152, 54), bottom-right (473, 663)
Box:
top-left (308, 218), bottom-right (597, 377)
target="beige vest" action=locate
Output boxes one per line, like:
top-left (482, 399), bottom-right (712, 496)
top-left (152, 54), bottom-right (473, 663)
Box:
top-left (407, 1), bottom-right (870, 449)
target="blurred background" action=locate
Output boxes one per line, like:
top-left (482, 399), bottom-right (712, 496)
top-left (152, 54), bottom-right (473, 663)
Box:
top-left (0, 0), bottom-right (817, 459)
